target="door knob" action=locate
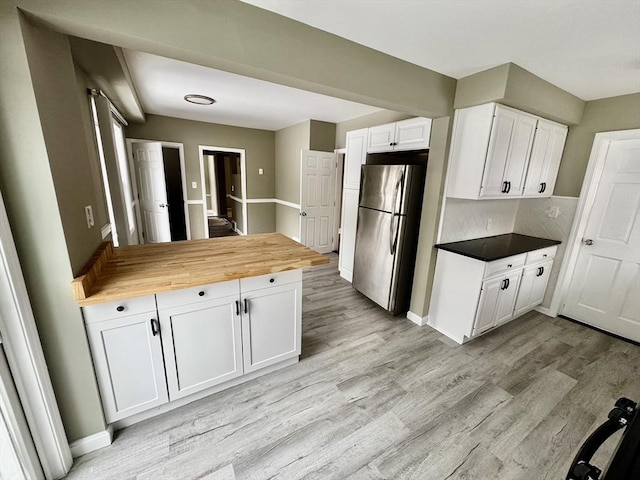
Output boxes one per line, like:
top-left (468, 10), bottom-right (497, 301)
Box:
top-left (159, 203), bottom-right (167, 208)
top-left (583, 238), bottom-right (594, 246)
top-left (300, 212), bottom-right (307, 216)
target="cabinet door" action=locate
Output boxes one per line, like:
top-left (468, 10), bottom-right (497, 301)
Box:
top-left (480, 107), bottom-right (519, 197)
top-left (480, 106), bottom-right (536, 197)
top-left (394, 118), bottom-right (431, 151)
top-left (514, 265), bottom-right (537, 317)
top-left (338, 188), bottom-right (359, 282)
top-left (159, 295), bottom-right (243, 401)
top-left (367, 123), bottom-right (396, 153)
top-left (495, 271), bottom-right (522, 325)
top-left (529, 261), bottom-right (553, 307)
top-left (473, 276), bottom-right (503, 335)
top-left (523, 120), bottom-right (568, 197)
top-left (241, 281), bottom-right (302, 374)
top-left (86, 312), bottom-right (168, 423)
top-left (344, 128), bottom-right (368, 189)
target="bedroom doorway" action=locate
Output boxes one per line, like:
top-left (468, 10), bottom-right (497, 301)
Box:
top-left (199, 146), bottom-right (247, 237)
top-left (126, 139), bottom-right (190, 243)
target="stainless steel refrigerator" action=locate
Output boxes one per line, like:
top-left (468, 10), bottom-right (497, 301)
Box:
top-left (353, 164), bottom-right (426, 315)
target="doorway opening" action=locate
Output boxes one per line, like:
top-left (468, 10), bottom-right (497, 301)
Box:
top-left (126, 139), bottom-right (190, 243)
top-left (199, 146), bottom-right (247, 237)
top-left (161, 147), bottom-right (188, 241)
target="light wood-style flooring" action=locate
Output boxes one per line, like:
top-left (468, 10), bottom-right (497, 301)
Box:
top-left (66, 254), bottom-right (640, 479)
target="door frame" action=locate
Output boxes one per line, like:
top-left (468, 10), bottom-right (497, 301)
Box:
top-left (126, 139), bottom-right (190, 242)
top-left (549, 128), bottom-right (640, 317)
top-left (198, 146), bottom-right (247, 236)
top-left (333, 148), bottom-right (346, 252)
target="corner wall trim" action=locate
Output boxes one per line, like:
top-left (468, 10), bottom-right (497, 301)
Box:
top-left (406, 311), bottom-right (429, 326)
top-left (69, 425), bottom-right (113, 458)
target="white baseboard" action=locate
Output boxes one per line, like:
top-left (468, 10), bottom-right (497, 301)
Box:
top-left (406, 311), bottom-right (429, 326)
top-left (69, 425), bottom-right (113, 458)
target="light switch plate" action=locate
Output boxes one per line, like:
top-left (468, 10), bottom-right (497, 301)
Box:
top-left (191, 182), bottom-right (197, 189)
top-left (258, 168), bottom-right (264, 175)
top-left (85, 205), bottom-right (94, 229)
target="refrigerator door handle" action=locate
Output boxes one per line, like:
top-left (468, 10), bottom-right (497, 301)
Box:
top-left (389, 172), bottom-right (404, 255)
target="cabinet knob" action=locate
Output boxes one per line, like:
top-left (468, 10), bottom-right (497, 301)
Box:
top-left (269, 278), bottom-right (275, 283)
top-left (198, 291), bottom-right (205, 297)
top-left (116, 305), bottom-right (125, 312)
top-left (507, 264), bottom-right (512, 268)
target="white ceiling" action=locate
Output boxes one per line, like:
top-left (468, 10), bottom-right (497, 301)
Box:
top-left (243, 0), bottom-right (640, 101)
top-left (123, 49), bottom-right (382, 131)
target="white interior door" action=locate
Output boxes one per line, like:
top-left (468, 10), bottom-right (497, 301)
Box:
top-left (562, 137), bottom-right (640, 342)
top-left (300, 150), bottom-right (336, 253)
top-left (133, 142), bottom-right (171, 243)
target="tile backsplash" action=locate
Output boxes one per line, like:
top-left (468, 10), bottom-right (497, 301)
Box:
top-left (514, 196), bottom-right (578, 309)
top-left (439, 198), bottom-right (520, 243)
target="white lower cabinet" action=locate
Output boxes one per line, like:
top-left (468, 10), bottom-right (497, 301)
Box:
top-left (241, 280), bottom-right (301, 373)
top-left (159, 293), bottom-right (243, 401)
top-left (85, 304), bottom-right (168, 423)
top-left (84, 270), bottom-right (303, 423)
top-left (473, 270), bottom-right (522, 336)
top-left (513, 260), bottom-right (554, 317)
top-left (428, 246), bottom-right (557, 344)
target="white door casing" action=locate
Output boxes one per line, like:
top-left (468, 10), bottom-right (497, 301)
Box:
top-left (562, 135), bottom-right (640, 342)
top-left (300, 150), bottom-right (336, 253)
top-left (132, 142), bottom-right (171, 243)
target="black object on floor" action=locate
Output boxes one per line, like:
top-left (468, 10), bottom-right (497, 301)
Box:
top-left (567, 397), bottom-right (639, 479)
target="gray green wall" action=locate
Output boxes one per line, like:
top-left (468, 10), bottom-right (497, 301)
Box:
top-left (556, 93), bottom-right (640, 197)
top-left (454, 63), bottom-right (585, 125)
top-left (126, 114), bottom-right (276, 237)
top-left (0, 9), bottom-right (107, 442)
top-left (15, 0), bottom-right (456, 119)
top-left (274, 120), bottom-right (337, 240)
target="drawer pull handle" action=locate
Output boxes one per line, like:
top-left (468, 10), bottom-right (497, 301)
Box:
top-left (150, 319), bottom-right (159, 336)
top-left (116, 306), bottom-right (125, 312)
top-left (198, 291), bottom-right (205, 297)
top-left (507, 264), bottom-right (512, 268)
top-left (235, 300), bottom-right (240, 316)
top-left (244, 298), bottom-right (249, 314)
top-left (543, 254), bottom-right (547, 257)
top-left (269, 278), bottom-right (275, 283)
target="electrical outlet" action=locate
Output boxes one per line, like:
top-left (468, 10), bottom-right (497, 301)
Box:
top-left (191, 182), bottom-right (197, 189)
top-left (85, 205), bottom-right (94, 229)
top-left (486, 218), bottom-right (492, 231)
top-left (258, 168), bottom-right (264, 175)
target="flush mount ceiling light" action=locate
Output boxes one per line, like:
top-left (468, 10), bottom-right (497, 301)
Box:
top-left (184, 94), bottom-right (216, 105)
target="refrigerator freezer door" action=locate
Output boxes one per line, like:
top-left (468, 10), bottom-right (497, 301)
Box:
top-left (359, 165), bottom-right (406, 213)
top-left (353, 207), bottom-right (399, 310)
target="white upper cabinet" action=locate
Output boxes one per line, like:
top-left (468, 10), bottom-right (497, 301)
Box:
top-left (343, 128), bottom-right (368, 190)
top-left (447, 103), bottom-right (568, 200)
top-left (523, 120), bottom-right (568, 197)
top-left (367, 117), bottom-right (432, 153)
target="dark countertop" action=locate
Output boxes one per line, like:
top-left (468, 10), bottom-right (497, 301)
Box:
top-left (435, 233), bottom-right (561, 262)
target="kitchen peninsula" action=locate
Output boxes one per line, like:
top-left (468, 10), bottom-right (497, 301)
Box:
top-left (72, 233), bottom-right (328, 427)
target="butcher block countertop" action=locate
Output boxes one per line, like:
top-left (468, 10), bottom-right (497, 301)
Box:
top-left (72, 233), bottom-right (329, 306)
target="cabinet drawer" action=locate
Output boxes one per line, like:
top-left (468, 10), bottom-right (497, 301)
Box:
top-left (525, 246), bottom-right (557, 265)
top-left (484, 253), bottom-right (526, 279)
top-left (83, 295), bottom-right (156, 324)
top-left (240, 270), bottom-right (302, 293)
top-left (155, 279), bottom-right (240, 310)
